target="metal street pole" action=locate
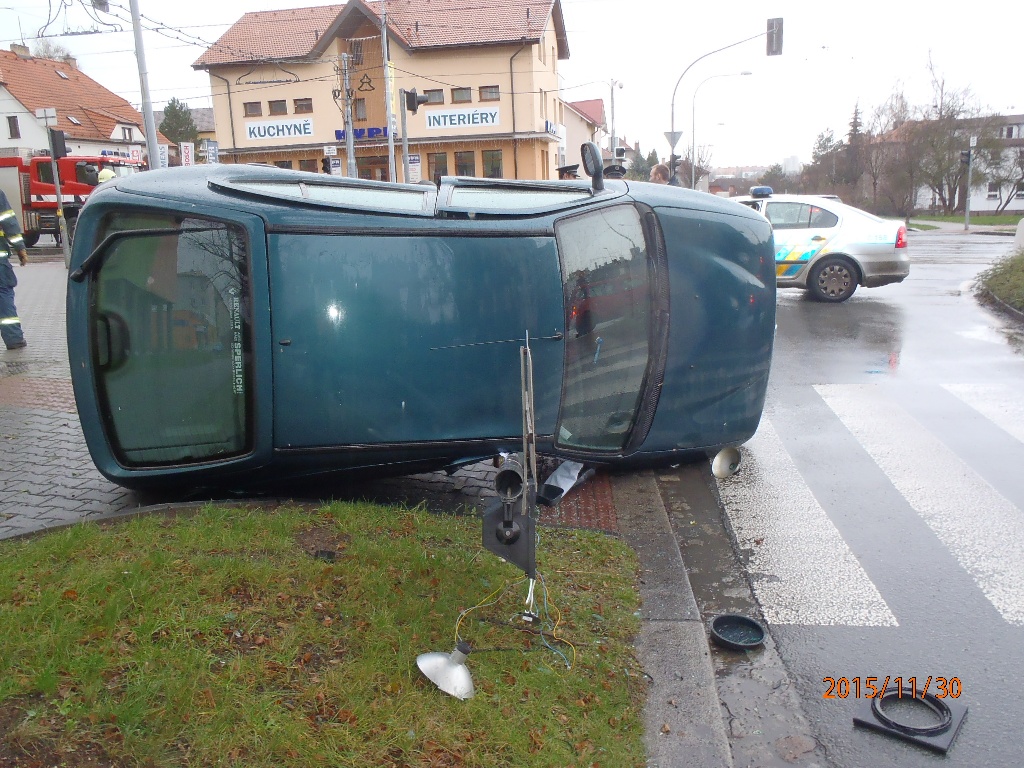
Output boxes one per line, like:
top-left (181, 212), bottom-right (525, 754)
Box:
top-left (400, 89), bottom-right (411, 182)
top-left (691, 72), bottom-right (751, 189)
top-left (609, 79), bottom-right (622, 155)
top-left (128, 0), bottom-right (160, 168)
top-left (965, 136), bottom-right (976, 231)
top-left (342, 53), bottom-right (357, 177)
top-left (38, 111), bottom-right (72, 268)
top-left (669, 29), bottom-right (764, 177)
top-left (381, 6), bottom-right (397, 182)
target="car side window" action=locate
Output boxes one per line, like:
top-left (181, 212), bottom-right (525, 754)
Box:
top-left (808, 206), bottom-right (838, 228)
top-left (764, 202), bottom-right (808, 229)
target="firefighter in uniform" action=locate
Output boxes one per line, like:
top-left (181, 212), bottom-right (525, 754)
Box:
top-left (0, 189), bottom-right (29, 350)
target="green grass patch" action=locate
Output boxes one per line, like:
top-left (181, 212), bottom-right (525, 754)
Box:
top-left (978, 247), bottom-right (1024, 313)
top-left (907, 221), bottom-right (941, 231)
top-left (0, 503), bottom-right (644, 767)
top-left (913, 213), bottom-right (1023, 226)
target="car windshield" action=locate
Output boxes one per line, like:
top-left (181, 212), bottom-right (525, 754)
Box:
top-left (90, 213), bottom-right (252, 466)
top-left (555, 204), bottom-right (652, 451)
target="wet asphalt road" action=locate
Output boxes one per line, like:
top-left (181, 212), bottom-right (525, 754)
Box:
top-left (695, 226), bottom-right (1024, 767)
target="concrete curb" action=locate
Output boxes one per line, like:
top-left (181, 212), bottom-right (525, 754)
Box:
top-left (612, 470), bottom-right (733, 768)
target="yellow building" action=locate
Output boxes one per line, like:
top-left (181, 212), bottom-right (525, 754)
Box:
top-left (193, 0), bottom-right (569, 181)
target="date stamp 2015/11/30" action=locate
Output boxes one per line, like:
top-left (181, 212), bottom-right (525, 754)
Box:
top-left (823, 676), bottom-right (962, 699)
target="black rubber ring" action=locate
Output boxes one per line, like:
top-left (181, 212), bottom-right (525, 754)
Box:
top-left (870, 685), bottom-right (953, 737)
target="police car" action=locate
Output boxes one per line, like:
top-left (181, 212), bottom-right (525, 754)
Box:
top-left (734, 186), bottom-right (909, 302)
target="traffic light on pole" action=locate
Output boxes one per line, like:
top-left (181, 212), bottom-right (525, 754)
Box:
top-left (321, 157), bottom-right (331, 173)
top-left (960, 150), bottom-right (971, 165)
top-left (404, 88), bottom-right (430, 114)
top-left (48, 128), bottom-right (68, 159)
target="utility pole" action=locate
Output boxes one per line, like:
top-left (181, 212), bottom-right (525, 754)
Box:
top-left (341, 53), bottom-right (357, 177)
top-left (127, 0), bottom-right (160, 168)
top-left (381, 5), bottom-right (397, 181)
top-left (609, 80), bottom-right (622, 157)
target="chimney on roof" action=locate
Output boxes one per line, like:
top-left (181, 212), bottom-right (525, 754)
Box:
top-left (11, 43), bottom-right (31, 58)
top-left (61, 54), bottom-right (77, 69)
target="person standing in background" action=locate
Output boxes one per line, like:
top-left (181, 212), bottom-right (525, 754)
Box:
top-left (0, 189), bottom-right (29, 350)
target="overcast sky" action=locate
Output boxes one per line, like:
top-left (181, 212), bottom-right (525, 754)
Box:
top-left (5, 0), bottom-right (1022, 169)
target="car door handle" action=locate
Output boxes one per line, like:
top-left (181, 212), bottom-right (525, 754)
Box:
top-left (811, 236), bottom-right (827, 241)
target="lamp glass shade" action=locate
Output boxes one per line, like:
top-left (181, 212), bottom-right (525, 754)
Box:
top-left (416, 643), bottom-right (475, 700)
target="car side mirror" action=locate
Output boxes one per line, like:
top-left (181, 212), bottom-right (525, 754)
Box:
top-left (580, 142), bottom-right (604, 192)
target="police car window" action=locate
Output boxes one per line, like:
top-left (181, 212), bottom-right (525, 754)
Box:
top-left (809, 206), bottom-right (838, 228)
top-left (764, 202), bottom-right (809, 229)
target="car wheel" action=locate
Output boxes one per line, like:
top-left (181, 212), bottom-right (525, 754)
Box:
top-left (809, 257), bottom-right (857, 302)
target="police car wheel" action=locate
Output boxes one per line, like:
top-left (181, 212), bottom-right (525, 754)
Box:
top-left (809, 257), bottom-right (857, 303)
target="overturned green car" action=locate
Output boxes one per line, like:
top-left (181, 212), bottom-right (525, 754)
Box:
top-left (66, 148), bottom-right (775, 491)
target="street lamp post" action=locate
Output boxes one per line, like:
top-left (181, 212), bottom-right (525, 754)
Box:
top-left (609, 79), bottom-right (623, 156)
top-left (669, 30), bottom-right (764, 180)
top-left (691, 71), bottom-right (751, 189)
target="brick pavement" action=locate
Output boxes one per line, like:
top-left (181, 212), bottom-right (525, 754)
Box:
top-left (0, 261), bottom-right (617, 540)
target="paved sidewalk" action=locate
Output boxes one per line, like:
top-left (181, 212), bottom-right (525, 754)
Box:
top-left (0, 259), bottom-right (734, 765)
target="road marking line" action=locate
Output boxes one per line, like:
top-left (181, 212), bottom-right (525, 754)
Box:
top-left (718, 418), bottom-right (897, 627)
top-left (818, 383), bottom-right (1024, 626)
top-left (942, 382), bottom-right (1024, 447)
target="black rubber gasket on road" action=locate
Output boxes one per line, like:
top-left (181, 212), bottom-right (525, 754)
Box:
top-left (853, 685), bottom-right (967, 754)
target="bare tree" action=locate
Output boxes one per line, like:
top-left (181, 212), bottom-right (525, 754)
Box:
top-left (681, 146), bottom-right (715, 189)
top-left (32, 39), bottom-right (72, 60)
top-left (978, 143), bottom-right (1024, 212)
top-left (865, 91), bottom-right (912, 212)
top-left (914, 60), bottom-right (993, 214)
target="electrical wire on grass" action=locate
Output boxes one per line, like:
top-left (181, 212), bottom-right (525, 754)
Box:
top-left (453, 572), bottom-right (576, 670)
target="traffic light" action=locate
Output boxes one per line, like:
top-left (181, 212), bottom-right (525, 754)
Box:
top-left (960, 150), bottom-right (971, 165)
top-left (321, 157), bottom-right (331, 173)
top-left (48, 128), bottom-right (68, 159)
top-left (767, 18), bottom-right (783, 56)
top-left (404, 88), bottom-right (430, 114)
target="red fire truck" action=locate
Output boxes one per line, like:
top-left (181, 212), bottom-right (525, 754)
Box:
top-left (0, 154), bottom-right (143, 247)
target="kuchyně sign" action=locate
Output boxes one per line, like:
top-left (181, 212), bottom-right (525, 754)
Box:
top-left (246, 118), bottom-right (314, 141)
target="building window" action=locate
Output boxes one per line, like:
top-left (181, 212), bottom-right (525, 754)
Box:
top-left (482, 149), bottom-right (503, 178)
top-left (455, 151), bottom-right (475, 176)
top-left (274, 161), bottom-right (293, 170)
top-left (350, 39), bottom-right (364, 66)
top-left (988, 182), bottom-right (999, 200)
top-left (243, 102), bottom-right (262, 117)
top-left (299, 159), bottom-right (319, 173)
top-left (68, 115), bottom-right (82, 125)
top-left (539, 37), bottom-right (546, 64)
top-left (424, 89), bottom-right (444, 104)
top-left (551, 46), bottom-right (555, 69)
top-left (451, 87), bottom-right (471, 104)
top-left (479, 85), bottom-right (500, 102)
top-left (354, 98), bottom-right (367, 121)
top-left (122, 127), bottom-right (132, 141)
top-left (294, 98), bottom-right (313, 114)
top-left (6, 116), bottom-right (19, 139)
top-left (269, 100), bottom-right (287, 115)
top-left (540, 90), bottom-right (547, 120)
top-left (428, 152), bottom-right (448, 182)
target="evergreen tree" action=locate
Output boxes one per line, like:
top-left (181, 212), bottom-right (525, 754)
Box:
top-left (159, 97), bottom-right (199, 147)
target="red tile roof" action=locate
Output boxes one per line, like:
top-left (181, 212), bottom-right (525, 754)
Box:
top-left (0, 50), bottom-right (167, 144)
top-left (195, 0), bottom-right (567, 68)
top-left (569, 99), bottom-right (604, 127)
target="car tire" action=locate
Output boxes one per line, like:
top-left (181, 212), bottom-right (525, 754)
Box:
top-left (809, 257), bottom-right (857, 302)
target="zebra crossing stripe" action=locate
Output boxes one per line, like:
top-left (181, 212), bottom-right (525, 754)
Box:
top-left (718, 418), bottom-right (898, 627)
top-left (818, 383), bottom-right (1024, 626)
top-left (942, 383), bottom-right (1024, 446)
